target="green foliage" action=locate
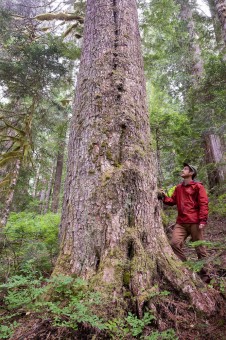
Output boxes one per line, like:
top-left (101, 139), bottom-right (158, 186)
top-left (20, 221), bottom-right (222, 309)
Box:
top-left (0, 266), bottom-right (177, 339)
top-left (185, 258), bottom-right (206, 273)
top-left (186, 239), bottom-right (226, 275)
top-left (105, 312), bottom-right (156, 338)
top-left (105, 317), bottom-right (130, 338)
top-left (0, 272), bottom-right (104, 335)
top-left (147, 286), bottom-right (170, 299)
top-left (0, 322), bottom-right (18, 339)
top-left (126, 312), bottom-right (155, 336)
top-left (209, 194), bottom-right (226, 217)
top-left (0, 212), bottom-right (60, 279)
top-left (144, 328), bottom-right (178, 339)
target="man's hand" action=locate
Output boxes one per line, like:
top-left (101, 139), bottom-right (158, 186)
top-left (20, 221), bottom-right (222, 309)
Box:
top-left (157, 189), bottom-right (167, 200)
top-left (199, 224), bottom-right (206, 230)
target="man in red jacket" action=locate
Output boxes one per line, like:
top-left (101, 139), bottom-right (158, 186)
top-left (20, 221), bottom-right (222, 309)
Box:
top-left (161, 163), bottom-right (209, 279)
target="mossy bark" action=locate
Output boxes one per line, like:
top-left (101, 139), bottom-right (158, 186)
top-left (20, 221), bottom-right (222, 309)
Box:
top-left (214, 0), bottom-right (226, 46)
top-left (54, 0), bottom-right (222, 318)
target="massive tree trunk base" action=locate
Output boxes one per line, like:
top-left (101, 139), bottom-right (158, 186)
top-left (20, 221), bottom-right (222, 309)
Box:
top-left (53, 229), bottom-right (224, 323)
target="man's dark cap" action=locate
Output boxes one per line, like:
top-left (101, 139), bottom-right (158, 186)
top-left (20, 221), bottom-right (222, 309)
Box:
top-left (183, 162), bottom-right (197, 179)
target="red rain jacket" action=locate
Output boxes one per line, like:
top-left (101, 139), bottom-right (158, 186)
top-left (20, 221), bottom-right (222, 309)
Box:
top-left (163, 181), bottom-right (208, 225)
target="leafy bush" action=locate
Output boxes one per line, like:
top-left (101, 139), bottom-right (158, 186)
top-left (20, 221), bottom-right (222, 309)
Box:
top-left (0, 212), bottom-right (60, 279)
top-left (209, 193), bottom-right (226, 217)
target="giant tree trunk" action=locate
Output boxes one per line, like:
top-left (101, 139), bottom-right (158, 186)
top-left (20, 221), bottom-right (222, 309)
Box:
top-left (214, 0), bottom-right (226, 46)
top-left (54, 0), bottom-right (220, 317)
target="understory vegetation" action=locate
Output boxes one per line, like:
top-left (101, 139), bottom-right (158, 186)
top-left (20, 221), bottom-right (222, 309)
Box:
top-left (0, 198), bottom-right (225, 339)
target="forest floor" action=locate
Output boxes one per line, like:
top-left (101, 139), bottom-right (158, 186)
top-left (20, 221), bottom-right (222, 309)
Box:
top-left (164, 214), bottom-right (226, 340)
top-left (3, 215), bottom-right (226, 340)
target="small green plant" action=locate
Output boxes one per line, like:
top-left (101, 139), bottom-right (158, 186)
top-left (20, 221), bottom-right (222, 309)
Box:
top-left (0, 323), bottom-right (19, 339)
top-left (105, 317), bottom-right (130, 338)
top-left (126, 312), bottom-right (156, 336)
top-left (144, 328), bottom-right (178, 339)
top-left (105, 312), bottom-right (156, 338)
top-left (148, 285), bottom-right (170, 299)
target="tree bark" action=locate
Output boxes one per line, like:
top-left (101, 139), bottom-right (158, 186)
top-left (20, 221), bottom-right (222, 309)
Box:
top-left (54, 0), bottom-right (220, 317)
top-left (0, 158), bottom-right (21, 227)
top-left (207, 0), bottom-right (224, 45)
top-left (32, 163), bottom-right (40, 198)
top-left (204, 133), bottom-right (226, 188)
top-left (43, 167), bottom-right (54, 214)
top-left (177, 0), bottom-right (204, 84)
top-left (214, 0), bottom-right (226, 46)
top-left (51, 140), bottom-right (66, 213)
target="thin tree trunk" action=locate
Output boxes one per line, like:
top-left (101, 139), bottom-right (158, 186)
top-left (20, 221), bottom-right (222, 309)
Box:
top-left (214, 0), bottom-right (226, 46)
top-left (0, 158), bottom-right (21, 227)
top-left (43, 167), bottom-right (54, 214)
top-left (32, 163), bottom-right (40, 198)
top-left (51, 140), bottom-right (66, 213)
top-left (54, 0), bottom-right (220, 317)
top-left (39, 178), bottom-right (47, 214)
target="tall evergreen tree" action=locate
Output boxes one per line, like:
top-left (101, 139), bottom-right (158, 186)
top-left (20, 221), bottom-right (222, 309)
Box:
top-left (54, 0), bottom-right (219, 317)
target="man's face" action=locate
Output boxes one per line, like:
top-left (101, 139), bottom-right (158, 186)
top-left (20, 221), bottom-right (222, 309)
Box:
top-left (181, 166), bottom-right (193, 178)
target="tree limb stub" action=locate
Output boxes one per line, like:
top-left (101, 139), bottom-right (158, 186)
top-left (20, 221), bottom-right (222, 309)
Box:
top-left (34, 13), bottom-right (84, 24)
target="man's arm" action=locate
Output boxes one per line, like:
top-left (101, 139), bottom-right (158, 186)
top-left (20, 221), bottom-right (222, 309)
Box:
top-left (198, 184), bottom-right (208, 228)
top-left (162, 187), bottom-right (177, 206)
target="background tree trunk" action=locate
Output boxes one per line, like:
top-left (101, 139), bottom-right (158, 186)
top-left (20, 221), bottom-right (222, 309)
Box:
top-left (54, 0), bottom-right (220, 316)
top-left (32, 164), bottom-right (40, 198)
top-left (0, 158), bottom-right (21, 227)
top-left (51, 140), bottom-right (66, 213)
top-left (204, 132), bottom-right (226, 188)
top-left (177, 0), bottom-right (204, 84)
top-left (43, 166), bottom-right (54, 214)
top-left (207, 0), bottom-right (224, 45)
top-left (214, 0), bottom-right (226, 46)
